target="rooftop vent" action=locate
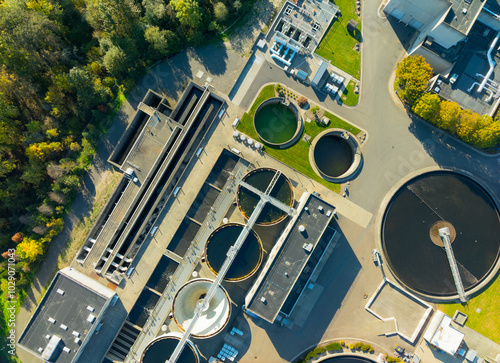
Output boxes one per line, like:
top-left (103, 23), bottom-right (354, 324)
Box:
top-left (45, 335), bottom-right (51, 339)
top-left (63, 347), bottom-right (71, 353)
top-left (48, 317), bottom-right (55, 324)
top-left (38, 347), bottom-right (44, 353)
top-left (303, 243), bottom-right (313, 252)
top-left (298, 225), bottom-right (305, 232)
top-left (462, 8), bottom-right (467, 14)
top-left (87, 314), bottom-right (96, 323)
top-left (72, 331), bottom-right (79, 337)
top-left (74, 337), bottom-right (81, 344)
top-left (260, 297), bottom-right (267, 303)
top-left (60, 324), bottom-right (68, 330)
top-left (318, 205), bottom-right (324, 212)
top-left (56, 289), bottom-right (64, 295)
top-left (86, 306), bottom-right (94, 312)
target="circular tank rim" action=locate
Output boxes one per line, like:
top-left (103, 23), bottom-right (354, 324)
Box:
top-left (140, 332), bottom-right (199, 363)
top-left (237, 167), bottom-right (295, 226)
top-left (205, 223), bottom-right (264, 282)
top-left (376, 166), bottom-right (500, 302)
top-left (316, 353), bottom-right (378, 362)
top-left (171, 278), bottom-right (232, 338)
top-left (309, 129), bottom-right (363, 183)
top-left (253, 97), bottom-right (304, 148)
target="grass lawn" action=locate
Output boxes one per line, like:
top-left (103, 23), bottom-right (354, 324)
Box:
top-left (438, 272), bottom-right (500, 344)
top-left (315, 0), bottom-right (361, 78)
top-left (237, 84), bottom-right (360, 193)
top-left (341, 80), bottom-right (359, 106)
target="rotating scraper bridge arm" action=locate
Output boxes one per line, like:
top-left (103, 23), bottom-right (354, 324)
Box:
top-left (166, 171), bottom-right (295, 363)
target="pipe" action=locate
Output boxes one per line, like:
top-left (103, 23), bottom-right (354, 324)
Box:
top-left (485, 88), bottom-right (493, 102)
top-left (478, 31), bottom-right (500, 92)
top-left (468, 82), bottom-right (480, 93)
top-left (483, 6), bottom-right (500, 20)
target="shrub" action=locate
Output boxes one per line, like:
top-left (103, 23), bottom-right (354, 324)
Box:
top-left (340, 341), bottom-right (345, 346)
top-left (326, 342), bottom-right (342, 351)
top-left (361, 344), bottom-right (372, 352)
top-left (354, 342), bottom-right (363, 350)
top-left (297, 96), bottom-right (308, 106)
top-left (349, 344), bottom-right (354, 350)
top-left (386, 354), bottom-right (402, 362)
top-left (275, 83), bottom-right (282, 92)
top-left (304, 347), bottom-right (326, 361)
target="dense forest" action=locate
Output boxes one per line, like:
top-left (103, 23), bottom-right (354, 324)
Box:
top-left (0, 0), bottom-right (243, 344)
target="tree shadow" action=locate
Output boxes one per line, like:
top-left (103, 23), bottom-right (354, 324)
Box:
top-left (189, 43), bottom-right (229, 76)
top-left (347, 27), bottom-right (363, 43)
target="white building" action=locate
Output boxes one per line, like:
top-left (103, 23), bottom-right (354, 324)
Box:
top-left (423, 311), bottom-right (465, 356)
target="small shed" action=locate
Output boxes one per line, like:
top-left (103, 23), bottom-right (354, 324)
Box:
top-left (347, 19), bottom-right (359, 29)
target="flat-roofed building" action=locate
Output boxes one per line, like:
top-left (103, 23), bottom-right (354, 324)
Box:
top-left (18, 267), bottom-right (119, 363)
top-left (423, 310), bottom-right (465, 356)
top-left (245, 192), bottom-right (336, 323)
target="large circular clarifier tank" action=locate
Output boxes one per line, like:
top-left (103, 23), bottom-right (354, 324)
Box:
top-left (141, 333), bottom-right (199, 363)
top-left (172, 278), bottom-right (231, 338)
top-left (237, 167), bottom-right (294, 225)
top-left (381, 170), bottom-right (500, 298)
top-left (205, 223), bottom-right (263, 281)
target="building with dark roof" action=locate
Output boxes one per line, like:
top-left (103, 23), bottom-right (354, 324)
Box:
top-left (245, 192), bottom-right (336, 323)
top-left (18, 267), bottom-right (118, 363)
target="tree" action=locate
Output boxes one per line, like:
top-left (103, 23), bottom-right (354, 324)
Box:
top-left (11, 232), bottom-right (23, 244)
top-left (83, 0), bottom-right (140, 38)
top-left (68, 67), bottom-right (109, 110)
top-left (233, 0), bottom-right (242, 12)
top-left (103, 46), bottom-right (129, 77)
top-left (297, 96), bottom-right (308, 107)
top-left (143, 0), bottom-right (168, 23)
top-left (16, 238), bottom-right (44, 261)
top-left (457, 110), bottom-right (480, 144)
top-left (214, 2), bottom-right (228, 22)
top-left (170, 0), bottom-right (202, 28)
top-left (438, 100), bottom-right (461, 132)
top-left (144, 26), bottom-right (178, 56)
top-left (472, 116), bottom-right (500, 149)
top-left (395, 55), bottom-right (433, 104)
top-left (412, 93), bottom-right (440, 123)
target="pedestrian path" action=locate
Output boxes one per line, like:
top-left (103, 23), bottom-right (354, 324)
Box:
top-left (229, 54), bottom-right (265, 106)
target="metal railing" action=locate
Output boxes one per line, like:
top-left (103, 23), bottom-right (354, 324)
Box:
top-left (439, 228), bottom-right (467, 303)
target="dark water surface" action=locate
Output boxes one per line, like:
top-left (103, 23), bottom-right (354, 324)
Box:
top-left (254, 103), bottom-right (297, 144)
top-left (382, 171), bottom-right (500, 296)
top-left (205, 224), bottom-right (262, 280)
top-left (142, 337), bottom-right (197, 363)
top-left (313, 135), bottom-right (354, 177)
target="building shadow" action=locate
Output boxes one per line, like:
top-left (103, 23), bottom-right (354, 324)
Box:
top-left (386, 16), bottom-right (420, 52)
top-left (257, 220), bottom-right (362, 362)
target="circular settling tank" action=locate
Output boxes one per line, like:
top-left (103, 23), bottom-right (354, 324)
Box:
top-left (141, 333), bottom-right (199, 363)
top-left (312, 131), bottom-right (355, 178)
top-left (172, 278), bottom-right (231, 338)
top-left (254, 98), bottom-right (301, 146)
top-left (205, 223), bottom-right (263, 281)
top-left (381, 171), bottom-right (500, 298)
top-left (237, 168), bottom-right (294, 225)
